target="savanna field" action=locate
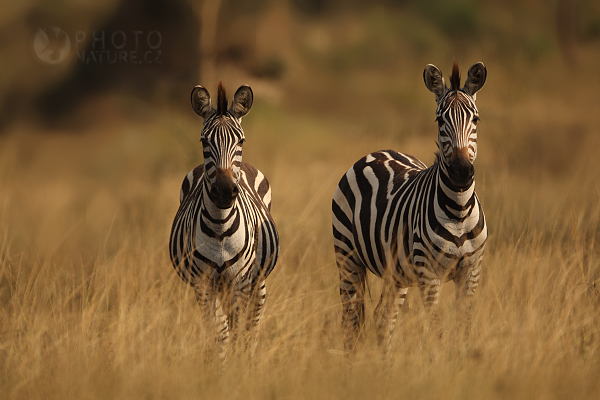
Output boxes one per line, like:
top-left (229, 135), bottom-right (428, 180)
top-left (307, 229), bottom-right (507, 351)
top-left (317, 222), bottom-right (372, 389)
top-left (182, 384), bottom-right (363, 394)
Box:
top-left (2, 2), bottom-right (600, 399)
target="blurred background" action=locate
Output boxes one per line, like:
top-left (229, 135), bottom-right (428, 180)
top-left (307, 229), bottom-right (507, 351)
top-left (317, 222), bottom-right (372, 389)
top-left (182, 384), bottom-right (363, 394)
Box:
top-left (2, 0), bottom-right (600, 263)
top-left (1, 1), bottom-right (600, 397)
top-left (3, 0), bottom-right (599, 126)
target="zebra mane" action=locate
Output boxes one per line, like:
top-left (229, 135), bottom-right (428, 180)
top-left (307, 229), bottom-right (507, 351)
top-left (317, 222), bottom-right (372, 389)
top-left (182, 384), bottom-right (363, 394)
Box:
top-left (450, 62), bottom-right (460, 93)
top-left (217, 81), bottom-right (228, 116)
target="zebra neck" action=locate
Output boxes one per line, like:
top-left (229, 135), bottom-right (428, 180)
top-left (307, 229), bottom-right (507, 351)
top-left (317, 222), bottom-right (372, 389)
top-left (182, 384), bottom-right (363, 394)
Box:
top-left (435, 164), bottom-right (476, 221)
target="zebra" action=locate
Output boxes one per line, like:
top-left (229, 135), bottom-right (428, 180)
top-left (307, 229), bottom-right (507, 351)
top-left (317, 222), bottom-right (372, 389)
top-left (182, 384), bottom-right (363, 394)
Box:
top-left (332, 62), bottom-right (487, 355)
top-left (169, 82), bottom-right (279, 363)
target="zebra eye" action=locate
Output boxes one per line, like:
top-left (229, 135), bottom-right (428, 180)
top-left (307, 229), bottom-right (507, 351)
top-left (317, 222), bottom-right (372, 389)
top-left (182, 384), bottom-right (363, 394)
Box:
top-left (436, 117), bottom-right (444, 127)
top-left (472, 116), bottom-right (480, 124)
top-left (238, 138), bottom-right (245, 146)
top-left (201, 139), bottom-right (209, 148)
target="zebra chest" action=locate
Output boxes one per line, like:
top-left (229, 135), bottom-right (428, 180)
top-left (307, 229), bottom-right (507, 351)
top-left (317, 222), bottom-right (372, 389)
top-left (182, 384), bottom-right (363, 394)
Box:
top-left (193, 209), bottom-right (257, 274)
top-left (410, 205), bottom-right (486, 273)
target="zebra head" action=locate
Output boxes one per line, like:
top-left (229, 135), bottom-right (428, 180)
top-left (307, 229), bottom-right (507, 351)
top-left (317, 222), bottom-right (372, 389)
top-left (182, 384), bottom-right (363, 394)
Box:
top-left (191, 82), bottom-right (253, 208)
top-left (424, 62), bottom-right (487, 188)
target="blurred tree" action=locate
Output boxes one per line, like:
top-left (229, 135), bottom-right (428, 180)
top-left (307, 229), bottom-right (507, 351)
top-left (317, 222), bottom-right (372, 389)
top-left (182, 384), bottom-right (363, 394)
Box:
top-left (557, 0), bottom-right (578, 64)
top-left (48, 0), bottom-right (198, 106)
top-left (193, 0), bottom-right (223, 84)
top-left (0, 0), bottom-right (201, 129)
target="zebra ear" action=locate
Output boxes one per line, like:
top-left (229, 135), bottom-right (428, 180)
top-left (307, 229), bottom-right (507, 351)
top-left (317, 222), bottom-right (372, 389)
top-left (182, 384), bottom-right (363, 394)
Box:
top-left (230, 85), bottom-right (253, 119)
top-left (463, 62), bottom-right (487, 98)
top-left (191, 86), bottom-right (214, 119)
top-left (423, 64), bottom-right (446, 102)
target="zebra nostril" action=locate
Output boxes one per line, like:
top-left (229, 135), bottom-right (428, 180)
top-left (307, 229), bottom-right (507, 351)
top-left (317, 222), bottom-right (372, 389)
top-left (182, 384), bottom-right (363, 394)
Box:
top-left (460, 164), bottom-right (471, 178)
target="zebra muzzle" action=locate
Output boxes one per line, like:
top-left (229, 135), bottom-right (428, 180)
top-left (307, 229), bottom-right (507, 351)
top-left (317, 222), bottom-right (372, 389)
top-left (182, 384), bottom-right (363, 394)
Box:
top-left (210, 168), bottom-right (239, 209)
top-left (448, 156), bottom-right (474, 188)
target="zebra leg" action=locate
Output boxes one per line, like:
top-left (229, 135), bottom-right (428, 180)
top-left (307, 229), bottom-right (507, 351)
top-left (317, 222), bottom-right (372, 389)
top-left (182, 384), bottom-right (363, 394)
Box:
top-left (228, 284), bottom-right (246, 351)
top-left (455, 258), bottom-right (482, 342)
top-left (245, 279), bottom-right (267, 359)
top-left (195, 281), bottom-right (230, 364)
top-left (338, 256), bottom-right (367, 354)
top-left (419, 278), bottom-right (442, 338)
top-left (374, 278), bottom-right (408, 356)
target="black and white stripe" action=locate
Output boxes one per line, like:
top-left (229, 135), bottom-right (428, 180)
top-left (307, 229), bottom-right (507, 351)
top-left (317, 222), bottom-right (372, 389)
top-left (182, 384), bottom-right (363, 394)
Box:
top-left (332, 62), bottom-right (488, 354)
top-left (170, 82), bottom-right (279, 362)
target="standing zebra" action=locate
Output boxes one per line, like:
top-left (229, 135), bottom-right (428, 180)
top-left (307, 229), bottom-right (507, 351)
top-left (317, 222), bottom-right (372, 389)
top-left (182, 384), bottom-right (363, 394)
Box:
top-left (170, 82), bottom-right (279, 362)
top-left (332, 62), bottom-right (487, 355)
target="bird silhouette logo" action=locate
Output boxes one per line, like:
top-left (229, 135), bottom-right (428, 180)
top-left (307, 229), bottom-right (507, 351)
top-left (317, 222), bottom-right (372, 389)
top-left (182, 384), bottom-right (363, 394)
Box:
top-left (32, 27), bottom-right (71, 65)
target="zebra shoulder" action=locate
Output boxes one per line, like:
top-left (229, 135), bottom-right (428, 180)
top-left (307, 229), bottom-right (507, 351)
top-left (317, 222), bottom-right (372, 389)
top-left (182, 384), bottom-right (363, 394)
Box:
top-left (179, 164), bottom-right (204, 204)
top-left (240, 162), bottom-right (272, 210)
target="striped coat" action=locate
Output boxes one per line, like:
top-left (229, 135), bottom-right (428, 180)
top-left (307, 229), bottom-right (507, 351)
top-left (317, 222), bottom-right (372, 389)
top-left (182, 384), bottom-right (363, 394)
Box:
top-left (169, 82), bottom-right (279, 362)
top-left (332, 62), bottom-right (487, 354)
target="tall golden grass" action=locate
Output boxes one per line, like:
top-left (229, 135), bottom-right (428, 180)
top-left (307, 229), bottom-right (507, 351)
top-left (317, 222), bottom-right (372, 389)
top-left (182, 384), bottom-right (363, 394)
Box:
top-left (2, 53), bottom-right (600, 399)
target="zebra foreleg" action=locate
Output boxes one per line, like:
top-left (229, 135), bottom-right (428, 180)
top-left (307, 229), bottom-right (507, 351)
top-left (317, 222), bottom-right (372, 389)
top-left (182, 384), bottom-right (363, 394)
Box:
top-left (246, 279), bottom-right (266, 359)
top-left (195, 281), bottom-right (230, 364)
top-left (455, 259), bottom-right (481, 343)
top-left (374, 278), bottom-right (408, 356)
top-left (338, 257), bottom-right (367, 355)
top-left (228, 279), bottom-right (266, 358)
top-left (229, 286), bottom-right (245, 350)
top-left (419, 278), bottom-right (442, 339)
